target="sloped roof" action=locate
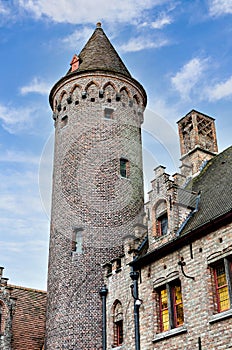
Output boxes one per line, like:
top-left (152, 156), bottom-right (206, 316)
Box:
top-left (67, 23), bottom-right (131, 78)
top-left (182, 145), bottom-right (232, 234)
top-left (9, 285), bottom-right (46, 350)
top-left (131, 146), bottom-right (232, 268)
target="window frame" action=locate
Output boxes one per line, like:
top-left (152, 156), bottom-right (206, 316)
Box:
top-left (212, 258), bottom-right (232, 313)
top-left (112, 301), bottom-right (123, 347)
top-left (157, 279), bottom-right (184, 333)
top-left (104, 107), bottom-right (114, 119)
top-left (156, 212), bottom-right (168, 236)
top-left (120, 158), bottom-right (129, 178)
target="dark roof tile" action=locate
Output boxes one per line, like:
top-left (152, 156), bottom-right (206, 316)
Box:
top-left (182, 146), bottom-right (232, 234)
top-left (67, 24), bottom-right (131, 78)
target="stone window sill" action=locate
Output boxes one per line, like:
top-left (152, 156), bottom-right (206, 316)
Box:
top-left (153, 326), bottom-right (187, 343)
top-left (209, 309), bottom-right (232, 324)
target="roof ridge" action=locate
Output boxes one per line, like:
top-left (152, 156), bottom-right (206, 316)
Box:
top-left (8, 284), bottom-right (47, 294)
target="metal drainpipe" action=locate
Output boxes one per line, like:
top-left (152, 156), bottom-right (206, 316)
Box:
top-left (99, 285), bottom-right (108, 350)
top-left (130, 270), bottom-right (141, 350)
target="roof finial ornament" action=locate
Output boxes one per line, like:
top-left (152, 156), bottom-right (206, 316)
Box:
top-left (96, 22), bottom-right (102, 28)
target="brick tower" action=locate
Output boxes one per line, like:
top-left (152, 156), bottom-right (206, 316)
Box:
top-left (177, 110), bottom-right (218, 177)
top-left (45, 23), bottom-right (147, 349)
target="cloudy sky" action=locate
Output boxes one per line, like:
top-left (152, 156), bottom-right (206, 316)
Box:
top-left (0, 0), bottom-right (232, 290)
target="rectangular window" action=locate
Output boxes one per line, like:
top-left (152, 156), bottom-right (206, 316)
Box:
top-left (71, 229), bottom-right (83, 253)
top-left (158, 280), bottom-right (184, 332)
top-left (157, 213), bottom-right (168, 236)
top-left (213, 259), bottom-right (232, 312)
top-left (104, 107), bottom-right (114, 119)
top-left (120, 158), bottom-right (129, 178)
top-left (114, 320), bottom-right (123, 346)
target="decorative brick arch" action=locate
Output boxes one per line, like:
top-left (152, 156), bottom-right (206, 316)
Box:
top-left (58, 90), bottom-right (68, 104)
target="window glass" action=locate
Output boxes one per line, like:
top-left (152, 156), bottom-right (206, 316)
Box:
top-left (157, 280), bottom-right (184, 332)
top-left (214, 262), bottom-right (230, 312)
top-left (120, 158), bottom-right (129, 178)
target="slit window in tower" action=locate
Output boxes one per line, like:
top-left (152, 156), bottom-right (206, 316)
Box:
top-left (71, 229), bottom-right (83, 253)
top-left (61, 115), bottom-right (68, 128)
top-left (104, 107), bottom-right (114, 119)
top-left (120, 158), bottom-right (129, 178)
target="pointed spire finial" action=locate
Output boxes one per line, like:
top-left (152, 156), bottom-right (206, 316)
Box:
top-left (96, 22), bottom-right (102, 28)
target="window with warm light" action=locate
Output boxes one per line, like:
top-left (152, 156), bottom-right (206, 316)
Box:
top-left (213, 259), bottom-right (232, 312)
top-left (158, 280), bottom-right (184, 332)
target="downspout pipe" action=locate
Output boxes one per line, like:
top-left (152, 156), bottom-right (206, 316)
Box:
top-left (130, 270), bottom-right (141, 350)
top-left (99, 285), bottom-right (108, 350)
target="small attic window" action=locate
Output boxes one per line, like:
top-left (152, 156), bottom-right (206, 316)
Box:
top-left (104, 107), bottom-right (114, 119)
top-left (157, 212), bottom-right (168, 236)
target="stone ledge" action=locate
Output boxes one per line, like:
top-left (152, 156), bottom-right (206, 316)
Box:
top-left (152, 326), bottom-right (187, 343)
top-left (209, 309), bottom-right (232, 324)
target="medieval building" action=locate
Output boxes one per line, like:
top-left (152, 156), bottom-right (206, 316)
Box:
top-left (0, 23), bottom-right (232, 350)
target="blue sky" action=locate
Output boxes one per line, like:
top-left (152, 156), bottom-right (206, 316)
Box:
top-left (0, 0), bottom-right (232, 290)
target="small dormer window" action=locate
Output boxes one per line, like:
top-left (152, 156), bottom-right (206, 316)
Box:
top-left (157, 212), bottom-right (168, 236)
top-left (153, 200), bottom-right (168, 237)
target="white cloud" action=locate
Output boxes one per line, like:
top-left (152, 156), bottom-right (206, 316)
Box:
top-left (20, 77), bottom-right (51, 95)
top-left (0, 103), bottom-right (35, 133)
top-left (0, 2), bottom-right (9, 15)
top-left (120, 36), bottom-right (168, 53)
top-left (18, 0), bottom-right (165, 24)
top-left (209, 0), bottom-right (232, 16)
top-left (171, 57), bottom-right (209, 100)
top-left (61, 27), bottom-right (93, 50)
top-left (206, 75), bottom-right (232, 101)
top-left (0, 149), bottom-right (39, 164)
top-left (151, 14), bottom-right (172, 29)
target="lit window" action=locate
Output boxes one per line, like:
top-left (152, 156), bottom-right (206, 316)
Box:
top-left (158, 280), bottom-right (184, 332)
top-left (104, 107), bottom-right (114, 119)
top-left (120, 158), bottom-right (129, 178)
top-left (113, 301), bottom-right (123, 346)
top-left (213, 259), bottom-right (232, 312)
top-left (157, 212), bottom-right (168, 236)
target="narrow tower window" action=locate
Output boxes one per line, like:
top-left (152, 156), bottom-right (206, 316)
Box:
top-left (104, 107), bottom-right (114, 119)
top-left (61, 115), bottom-right (68, 128)
top-left (72, 229), bottom-right (83, 253)
top-left (120, 158), bottom-right (129, 178)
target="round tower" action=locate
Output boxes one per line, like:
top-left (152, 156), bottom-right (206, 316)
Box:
top-left (45, 23), bottom-right (147, 349)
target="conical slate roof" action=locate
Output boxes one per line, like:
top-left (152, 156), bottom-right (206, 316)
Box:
top-left (67, 23), bottom-right (131, 78)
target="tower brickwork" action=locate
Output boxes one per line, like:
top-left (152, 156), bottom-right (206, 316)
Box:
top-left (178, 110), bottom-right (218, 177)
top-left (45, 24), bottom-right (147, 349)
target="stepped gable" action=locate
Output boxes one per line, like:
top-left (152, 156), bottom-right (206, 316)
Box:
top-left (67, 22), bottom-right (131, 78)
top-left (182, 146), bottom-right (232, 234)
